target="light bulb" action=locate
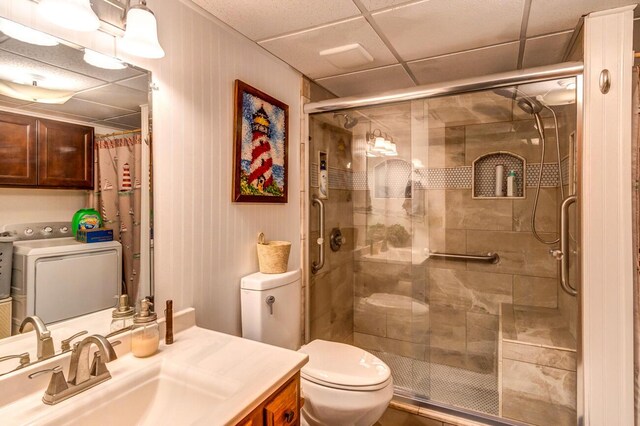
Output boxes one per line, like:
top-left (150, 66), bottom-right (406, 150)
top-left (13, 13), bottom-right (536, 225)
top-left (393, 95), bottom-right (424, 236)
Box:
top-left (0, 18), bottom-right (59, 46)
top-left (83, 49), bottom-right (127, 70)
top-left (120, 4), bottom-right (165, 59)
top-left (38, 0), bottom-right (100, 32)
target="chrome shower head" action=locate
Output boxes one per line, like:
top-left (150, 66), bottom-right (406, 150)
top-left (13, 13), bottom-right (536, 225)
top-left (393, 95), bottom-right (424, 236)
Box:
top-left (334, 113), bottom-right (359, 129)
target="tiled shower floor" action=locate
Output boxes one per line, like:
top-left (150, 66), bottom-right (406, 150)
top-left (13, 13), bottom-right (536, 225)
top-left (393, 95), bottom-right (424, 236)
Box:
top-left (370, 350), bottom-right (499, 416)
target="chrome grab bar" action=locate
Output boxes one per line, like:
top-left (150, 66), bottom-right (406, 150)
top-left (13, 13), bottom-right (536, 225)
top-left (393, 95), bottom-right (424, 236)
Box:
top-left (559, 195), bottom-right (578, 296)
top-left (429, 252), bottom-right (500, 264)
top-left (312, 198), bottom-right (325, 274)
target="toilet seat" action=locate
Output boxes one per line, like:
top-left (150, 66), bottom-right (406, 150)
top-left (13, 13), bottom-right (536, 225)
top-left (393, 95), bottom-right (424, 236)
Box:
top-left (299, 340), bottom-right (391, 391)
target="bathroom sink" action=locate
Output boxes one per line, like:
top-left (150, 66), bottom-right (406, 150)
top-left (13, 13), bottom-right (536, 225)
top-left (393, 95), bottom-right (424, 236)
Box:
top-left (31, 358), bottom-right (241, 425)
top-left (0, 321), bottom-right (307, 426)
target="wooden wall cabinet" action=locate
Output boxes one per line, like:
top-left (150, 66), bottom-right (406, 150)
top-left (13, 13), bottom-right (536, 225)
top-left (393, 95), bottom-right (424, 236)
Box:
top-left (0, 111), bottom-right (94, 189)
top-left (237, 373), bottom-right (301, 426)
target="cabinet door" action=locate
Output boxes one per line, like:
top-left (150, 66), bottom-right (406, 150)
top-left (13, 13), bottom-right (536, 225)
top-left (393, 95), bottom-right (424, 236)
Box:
top-left (264, 377), bottom-right (299, 426)
top-left (0, 111), bottom-right (37, 186)
top-left (38, 119), bottom-right (94, 188)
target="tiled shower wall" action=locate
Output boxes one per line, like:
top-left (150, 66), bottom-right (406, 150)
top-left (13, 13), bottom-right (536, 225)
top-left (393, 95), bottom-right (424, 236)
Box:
top-left (308, 118), bottom-right (355, 344)
top-left (351, 104), bottom-right (577, 378)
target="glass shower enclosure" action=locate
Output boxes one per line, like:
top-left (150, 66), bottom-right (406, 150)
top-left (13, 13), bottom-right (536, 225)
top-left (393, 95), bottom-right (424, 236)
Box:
top-left (307, 70), bottom-right (580, 425)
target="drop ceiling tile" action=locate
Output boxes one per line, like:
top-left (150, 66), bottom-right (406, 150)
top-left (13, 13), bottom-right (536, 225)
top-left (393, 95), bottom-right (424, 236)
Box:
top-left (27, 98), bottom-right (134, 121)
top-left (359, 0), bottom-right (425, 12)
top-left (116, 75), bottom-right (150, 93)
top-left (0, 39), bottom-right (145, 83)
top-left (75, 84), bottom-right (146, 112)
top-left (0, 50), bottom-right (104, 91)
top-left (315, 64), bottom-right (415, 97)
top-left (522, 31), bottom-right (573, 69)
top-left (527, 0), bottom-right (638, 37)
top-left (372, 0), bottom-right (524, 61)
top-left (191, 0), bottom-right (360, 41)
top-left (104, 112), bottom-right (142, 128)
top-left (16, 105), bottom-right (98, 124)
top-left (408, 42), bottom-right (519, 86)
top-left (260, 17), bottom-right (397, 79)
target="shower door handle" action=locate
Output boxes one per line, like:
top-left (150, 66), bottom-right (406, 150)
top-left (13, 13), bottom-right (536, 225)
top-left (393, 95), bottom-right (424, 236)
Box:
top-left (312, 198), bottom-right (325, 274)
top-left (559, 195), bottom-right (578, 296)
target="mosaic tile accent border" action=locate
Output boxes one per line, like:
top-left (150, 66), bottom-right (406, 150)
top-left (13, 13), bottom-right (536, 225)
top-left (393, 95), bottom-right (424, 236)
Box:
top-left (525, 163), bottom-right (560, 188)
top-left (312, 162), bottom-right (561, 191)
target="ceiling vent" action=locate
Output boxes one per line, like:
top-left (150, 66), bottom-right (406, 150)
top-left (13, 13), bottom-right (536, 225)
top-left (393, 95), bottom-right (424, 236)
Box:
top-left (319, 43), bottom-right (373, 70)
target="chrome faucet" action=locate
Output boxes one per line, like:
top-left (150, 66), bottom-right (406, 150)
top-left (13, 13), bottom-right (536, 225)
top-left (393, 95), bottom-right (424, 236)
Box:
top-left (19, 316), bottom-right (55, 361)
top-left (31, 334), bottom-right (118, 405)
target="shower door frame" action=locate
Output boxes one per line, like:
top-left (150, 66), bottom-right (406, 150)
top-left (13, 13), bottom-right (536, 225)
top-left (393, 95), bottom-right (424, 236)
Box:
top-left (303, 62), bottom-right (585, 424)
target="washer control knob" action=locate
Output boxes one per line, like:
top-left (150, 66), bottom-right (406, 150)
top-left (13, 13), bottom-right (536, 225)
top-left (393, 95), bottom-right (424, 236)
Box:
top-left (42, 226), bottom-right (53, 235)
top-left (60, 226), bottom-right (69, 233)
top-left (24, 228), bottom-right (33, 236)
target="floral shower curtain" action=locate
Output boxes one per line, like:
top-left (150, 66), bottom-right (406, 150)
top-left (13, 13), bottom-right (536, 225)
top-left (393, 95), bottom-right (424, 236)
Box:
top-left (92, 132), bottom-right (143, 302)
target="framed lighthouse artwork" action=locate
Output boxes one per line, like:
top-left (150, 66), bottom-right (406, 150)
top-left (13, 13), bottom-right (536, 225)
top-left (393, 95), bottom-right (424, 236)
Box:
top-left (233, 80), bottom-right (289, 203)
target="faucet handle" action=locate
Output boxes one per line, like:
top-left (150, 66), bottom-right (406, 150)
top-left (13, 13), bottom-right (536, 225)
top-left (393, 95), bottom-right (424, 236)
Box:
top-left (28, 365), bottom-right (62, 379)
top-left (0, 352), bottom-right (30, 369)
top-left (29, 366), bottom-right (69, 405)
top-left (61, 330), bottom-right (88, 352)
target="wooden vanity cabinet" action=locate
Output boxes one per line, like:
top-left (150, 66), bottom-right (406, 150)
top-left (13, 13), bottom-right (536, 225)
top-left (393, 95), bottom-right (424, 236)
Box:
top-left (0, 111), bottom-right (94, 189)
top-left (237, 373), bottom-right (301, 426)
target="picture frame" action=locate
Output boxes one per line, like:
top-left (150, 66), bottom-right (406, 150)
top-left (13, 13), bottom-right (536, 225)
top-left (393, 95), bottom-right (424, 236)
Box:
top-left (233, 80), bottom-right (288, 203)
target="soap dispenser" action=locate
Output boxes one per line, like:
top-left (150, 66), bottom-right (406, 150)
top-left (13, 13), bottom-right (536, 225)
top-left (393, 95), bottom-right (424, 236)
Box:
top-left (131, 298), bottom-right (159, 358)
top-left (110, 294), bottom-right (135, 332)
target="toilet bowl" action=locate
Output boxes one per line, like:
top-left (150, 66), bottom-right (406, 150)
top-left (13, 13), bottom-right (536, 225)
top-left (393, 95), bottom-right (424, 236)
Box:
top-left (240, 270), bottom-right (393, 426)
top-left (298, 339), bottom-right (393, 426)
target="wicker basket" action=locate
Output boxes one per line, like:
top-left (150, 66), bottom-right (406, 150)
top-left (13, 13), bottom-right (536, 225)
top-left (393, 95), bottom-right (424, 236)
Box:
top-left (256, 232), bottom-right (291, 274)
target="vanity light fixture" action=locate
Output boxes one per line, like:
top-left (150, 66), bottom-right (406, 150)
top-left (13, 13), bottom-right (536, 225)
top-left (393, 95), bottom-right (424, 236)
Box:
top-left (366, 129), bottom-right (399, 157)
top-left (83, 49), bottom-right (127, 70)
top-left (38, 0), bottom-right (100, 32)
top-left (0, 18), bottom-right (59, 46)
top-left (120, 0), bottom-right (165, 59)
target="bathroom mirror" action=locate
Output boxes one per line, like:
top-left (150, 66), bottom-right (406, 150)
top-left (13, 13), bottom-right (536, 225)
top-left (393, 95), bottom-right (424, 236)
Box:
top-left (0, 17), bottom-right (153, 373)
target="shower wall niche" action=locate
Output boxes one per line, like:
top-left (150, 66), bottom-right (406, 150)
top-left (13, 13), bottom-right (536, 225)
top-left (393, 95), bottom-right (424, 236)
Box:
top-left (308, 77), bottom-right (579, 426)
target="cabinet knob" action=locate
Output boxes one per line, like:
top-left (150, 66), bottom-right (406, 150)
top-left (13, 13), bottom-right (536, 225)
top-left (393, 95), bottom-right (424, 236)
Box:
top-left (283, 410), bottom-right (295, 423)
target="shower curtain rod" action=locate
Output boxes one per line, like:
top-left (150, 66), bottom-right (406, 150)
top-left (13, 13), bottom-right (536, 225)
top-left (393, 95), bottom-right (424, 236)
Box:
top-left (96, 128), bottom-right (142, 137)
top-left (304, 61), bottom-right (584, 114)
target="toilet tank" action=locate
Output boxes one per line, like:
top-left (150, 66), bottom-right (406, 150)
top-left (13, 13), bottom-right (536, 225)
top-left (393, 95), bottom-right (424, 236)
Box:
top-left (241, 269), bottom-right (301, 350)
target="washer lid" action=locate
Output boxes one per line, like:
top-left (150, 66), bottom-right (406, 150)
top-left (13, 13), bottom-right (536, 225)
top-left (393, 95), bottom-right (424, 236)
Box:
top-left (241, 269), bottom-right (300, 291)
top-left (299, 340), bottom-right (391, 389)
top-left (13, 237), bottom-right (121, 255)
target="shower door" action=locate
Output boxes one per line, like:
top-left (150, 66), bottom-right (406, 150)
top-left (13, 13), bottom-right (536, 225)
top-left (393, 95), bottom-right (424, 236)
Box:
top-left (413, 77), bottom-right (578, 424)
top-left (307, 75), bottom-right (579, 426)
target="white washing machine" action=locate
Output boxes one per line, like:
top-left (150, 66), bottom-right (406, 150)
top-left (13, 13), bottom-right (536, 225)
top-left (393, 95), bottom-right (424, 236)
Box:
top-left (6, 222), bottom-right (121, 333)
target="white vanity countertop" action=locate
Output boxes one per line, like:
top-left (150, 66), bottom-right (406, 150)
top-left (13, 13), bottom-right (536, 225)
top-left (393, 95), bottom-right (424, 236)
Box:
top-left (0, 309), bottom-right (308, 425)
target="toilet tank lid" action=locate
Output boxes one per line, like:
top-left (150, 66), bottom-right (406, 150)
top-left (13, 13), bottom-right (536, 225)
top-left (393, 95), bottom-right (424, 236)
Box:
top-left (241, 269), bottom-right (301, 291)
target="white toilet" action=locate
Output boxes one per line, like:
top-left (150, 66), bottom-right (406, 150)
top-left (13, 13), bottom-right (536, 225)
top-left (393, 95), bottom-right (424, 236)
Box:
top-left (241, 269), bottom-right (393, 426)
